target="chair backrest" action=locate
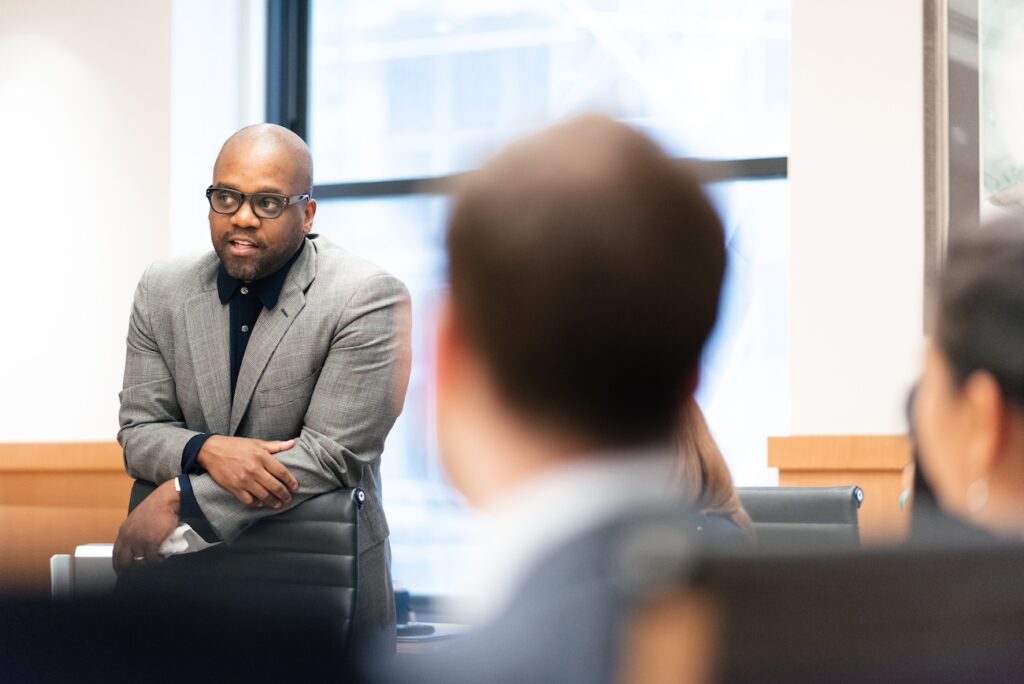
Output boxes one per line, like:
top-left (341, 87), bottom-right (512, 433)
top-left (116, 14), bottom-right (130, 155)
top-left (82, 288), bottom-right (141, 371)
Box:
top-left (122, 482), bottom-right (364, 650)
top-left (0, 592), bottom-right (351, 681)
top-left (622, 537), bottom-right (1024, 684)
top-left (693, 539), bottom-right (1024, 683)
top-left (737, 485), bottom-right (863, 549)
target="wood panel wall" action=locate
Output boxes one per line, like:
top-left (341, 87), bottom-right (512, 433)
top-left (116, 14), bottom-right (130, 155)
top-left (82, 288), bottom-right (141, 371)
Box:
top-left (0, 435), bottom-right (914, 591)
top-left (768, 435), bottom-right (913, 542)
top-left (0, 442), bottom-right (132, 591)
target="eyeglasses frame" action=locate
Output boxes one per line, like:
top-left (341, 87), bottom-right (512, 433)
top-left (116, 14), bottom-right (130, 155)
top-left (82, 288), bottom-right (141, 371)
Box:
top-left (205, 185), bottom-right (311, 219)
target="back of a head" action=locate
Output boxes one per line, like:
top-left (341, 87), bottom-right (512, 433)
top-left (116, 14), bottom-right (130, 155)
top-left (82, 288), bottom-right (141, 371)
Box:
top-left (447, 114), bottom-right (726, 446)
top-left (937, 216), bottom-right (1024, 405)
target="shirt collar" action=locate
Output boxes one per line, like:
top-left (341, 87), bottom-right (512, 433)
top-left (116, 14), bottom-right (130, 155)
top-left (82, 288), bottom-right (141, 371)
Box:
top-left (216, 239), bottom-right (306, 309)
top-left (463, 446), bottom-right (678, 623)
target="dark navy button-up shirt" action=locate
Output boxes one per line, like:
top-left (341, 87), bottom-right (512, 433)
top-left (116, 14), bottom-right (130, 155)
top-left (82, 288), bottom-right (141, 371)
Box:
top-left (177, 240), bottom-right (306, 541)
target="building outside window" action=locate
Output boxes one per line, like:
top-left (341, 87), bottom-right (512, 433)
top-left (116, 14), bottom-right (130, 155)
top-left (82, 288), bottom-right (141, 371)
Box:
top-left (275, 0), bottom-right (791, 596)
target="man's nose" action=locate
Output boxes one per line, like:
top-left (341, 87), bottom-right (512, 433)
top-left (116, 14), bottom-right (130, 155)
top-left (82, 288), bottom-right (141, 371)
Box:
top-left (231, 200), bottom-right (261, 228)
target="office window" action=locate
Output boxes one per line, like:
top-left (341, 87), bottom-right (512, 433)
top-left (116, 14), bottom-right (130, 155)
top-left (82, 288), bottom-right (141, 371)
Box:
top-left (313, 180), bottom-right (788, 594)
top-left (289, 0), bottom-right (790, 596)
top-left (310, 0), bottom-right (788, 183)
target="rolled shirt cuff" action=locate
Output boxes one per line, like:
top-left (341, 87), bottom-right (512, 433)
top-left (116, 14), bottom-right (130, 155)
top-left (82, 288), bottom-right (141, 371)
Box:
top-left (177, 474), bottom-right (221, 543)
top-left (181, 433), bottom-right (214, 474)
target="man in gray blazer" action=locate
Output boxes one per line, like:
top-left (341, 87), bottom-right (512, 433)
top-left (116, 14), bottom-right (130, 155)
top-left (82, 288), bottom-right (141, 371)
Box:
top-left (113, 124), bottom-right (411, 653)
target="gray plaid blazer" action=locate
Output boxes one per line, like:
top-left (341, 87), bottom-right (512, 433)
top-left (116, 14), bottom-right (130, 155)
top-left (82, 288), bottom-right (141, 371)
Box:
top-left (117, 235), bottom-right (411, 552)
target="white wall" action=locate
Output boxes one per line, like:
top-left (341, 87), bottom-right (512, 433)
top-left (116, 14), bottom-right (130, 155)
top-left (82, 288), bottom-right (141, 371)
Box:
top-left (0, 0), bottom-right (172, 441)
top-left (789, 0), bottom-right (925, 436)
top-left (169, 0), bottom-right (266, 258)
top-left (0, 0), bottom-right (926, 443)
top-left (0, 0), bottom-right (265, 443)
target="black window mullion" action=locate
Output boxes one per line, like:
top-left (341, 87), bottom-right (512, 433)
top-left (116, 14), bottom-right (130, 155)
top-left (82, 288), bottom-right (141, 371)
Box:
top-left (267, 8), bottom-right (788, 200)
top-left (266, 0), bottom-right (310, 141)
top-left (311, 157), bottom-right (789, 201)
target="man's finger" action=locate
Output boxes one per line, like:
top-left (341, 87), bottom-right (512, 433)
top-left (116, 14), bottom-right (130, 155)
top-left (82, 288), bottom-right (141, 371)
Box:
top-left (114, 540), bottom-right (139, 573)
top-left (263, 456), bottom-right (300, 493)
top-left (235, 488), bottom-right (255, 506)
top-left (247, 482), bottom-right (274, 507)
top-left (256, 470), bottom-right (292, 507)
top-left (142, 543), bottom-right (161, 564)
top-left (125, 549), bottom-right (145, 570)
top-left (264, 439), bottom-right (296, 454)
top-left (112, 538), bottom-right (127, 573)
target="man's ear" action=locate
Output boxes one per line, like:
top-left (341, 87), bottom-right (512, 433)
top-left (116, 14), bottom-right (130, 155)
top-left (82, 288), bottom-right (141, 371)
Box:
top-left (435, 292), bottom-right (463, 402)
top-left (962, 370), bottom-right (1009, 479)
top-left (433, 292), bottom-right (487, 505)
top-left (302, 198), bottom-right (317, 234)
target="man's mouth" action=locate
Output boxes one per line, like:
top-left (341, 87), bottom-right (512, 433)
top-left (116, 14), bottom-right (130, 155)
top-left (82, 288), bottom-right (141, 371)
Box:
top-left (227, 237), bottom-right (260, 256)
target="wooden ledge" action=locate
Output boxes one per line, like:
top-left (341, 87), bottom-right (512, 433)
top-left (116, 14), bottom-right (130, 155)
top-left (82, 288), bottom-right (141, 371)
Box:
top-left (768, 435), bottom-right (912, 471)
top-left (0, 442), bottom-right (124, 473)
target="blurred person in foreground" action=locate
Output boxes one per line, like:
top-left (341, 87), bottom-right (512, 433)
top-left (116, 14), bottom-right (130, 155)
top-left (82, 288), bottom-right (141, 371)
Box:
top-left (382, 114), bottom-right (727, 684)
top-left (114, 124), bottom-right (411, 655)
top-left (914, 218), bottom-right (1024, 538)
top-left (676, 399), bottom-right (754, 539)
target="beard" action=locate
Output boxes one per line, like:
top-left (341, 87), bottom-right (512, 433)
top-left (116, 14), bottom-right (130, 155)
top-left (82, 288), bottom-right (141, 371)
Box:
top-left (214, 231), bottom-right (303, 282)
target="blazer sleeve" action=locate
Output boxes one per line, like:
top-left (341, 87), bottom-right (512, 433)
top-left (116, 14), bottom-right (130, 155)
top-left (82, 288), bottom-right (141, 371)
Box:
top-left (117, 265), bottom-right (204, 484)
top-left (189, 272), bottom-right (413, 542)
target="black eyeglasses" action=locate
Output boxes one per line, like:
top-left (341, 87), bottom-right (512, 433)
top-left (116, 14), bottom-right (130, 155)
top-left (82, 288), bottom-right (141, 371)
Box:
top-left (206, 186), bottom-right (310, 219)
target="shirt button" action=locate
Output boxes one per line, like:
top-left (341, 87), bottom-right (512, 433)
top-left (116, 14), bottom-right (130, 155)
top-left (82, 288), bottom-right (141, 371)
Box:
top-left (241, 325), bottom-right (250, 333)
top-left (240, 286), bottom-right (249, 295)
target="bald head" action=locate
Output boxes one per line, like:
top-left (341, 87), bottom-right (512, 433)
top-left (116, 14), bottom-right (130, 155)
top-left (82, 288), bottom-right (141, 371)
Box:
top-left (446, 113), bottom-right (726, 445)
top-left (214, 123), bottom-right (313, 194)
top-left (208, 123), bottom-right (317, 282)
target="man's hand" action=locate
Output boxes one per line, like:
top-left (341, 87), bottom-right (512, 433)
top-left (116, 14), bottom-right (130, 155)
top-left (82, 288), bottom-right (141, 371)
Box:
top-left (113, 479), bottom-right (180, 573)
top-left (198, 435), bottom-right (300, 508)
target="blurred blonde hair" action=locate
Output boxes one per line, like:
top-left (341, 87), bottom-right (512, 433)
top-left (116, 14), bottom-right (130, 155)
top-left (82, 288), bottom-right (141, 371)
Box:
top-left (676, 399), bottom-right (754, 536)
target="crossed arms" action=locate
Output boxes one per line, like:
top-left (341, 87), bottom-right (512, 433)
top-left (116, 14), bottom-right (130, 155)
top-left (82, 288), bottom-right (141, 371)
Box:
top-left (114, 265), bottom-right (411, 569)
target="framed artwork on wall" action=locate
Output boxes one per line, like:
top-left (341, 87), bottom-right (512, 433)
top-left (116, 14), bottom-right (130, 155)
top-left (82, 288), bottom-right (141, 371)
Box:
top-left (923, 0), bottom-right (978, 326)
top-left (924, 0), bottom-right (1024, 326)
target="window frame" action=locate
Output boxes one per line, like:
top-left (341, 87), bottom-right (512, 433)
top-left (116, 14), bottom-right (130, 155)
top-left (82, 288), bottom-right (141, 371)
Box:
top-left (265, 0), bottom-right (790, 606)
top-left (265, 0), bottom-right (788, 199)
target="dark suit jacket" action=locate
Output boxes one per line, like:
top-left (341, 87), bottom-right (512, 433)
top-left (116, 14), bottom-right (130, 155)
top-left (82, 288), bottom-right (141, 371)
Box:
top-left (382, 503), bottom-right (739, 684)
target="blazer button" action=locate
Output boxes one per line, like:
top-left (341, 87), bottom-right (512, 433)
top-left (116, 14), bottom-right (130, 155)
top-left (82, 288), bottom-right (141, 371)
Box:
top-left (241, 325), bottom-right (250, 333)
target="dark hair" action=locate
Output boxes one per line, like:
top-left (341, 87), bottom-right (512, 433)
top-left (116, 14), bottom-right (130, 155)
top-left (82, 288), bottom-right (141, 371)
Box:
top-left (936, 217), bottom-right (1024, 405)
top-left (446, 114), bottom-right (726, 445)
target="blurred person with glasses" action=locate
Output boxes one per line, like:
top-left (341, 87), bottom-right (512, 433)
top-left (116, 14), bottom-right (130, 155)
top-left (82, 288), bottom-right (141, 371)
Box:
top-left (114, 124), bottom-right (411, 657)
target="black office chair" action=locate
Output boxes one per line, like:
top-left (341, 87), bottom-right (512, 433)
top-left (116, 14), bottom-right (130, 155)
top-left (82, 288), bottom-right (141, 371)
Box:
top-left (737, 485), bottom-right (863, 549)
top-left (694, 537), bottom-right (1024, 683)
top-left (122, 483), bottom-right (364, 651)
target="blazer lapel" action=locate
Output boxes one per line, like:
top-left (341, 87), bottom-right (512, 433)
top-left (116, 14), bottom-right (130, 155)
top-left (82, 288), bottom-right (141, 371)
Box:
top-left (185, 288), bottom-right (232, 436)
top-left (228, 241), bottom-right (317, 434)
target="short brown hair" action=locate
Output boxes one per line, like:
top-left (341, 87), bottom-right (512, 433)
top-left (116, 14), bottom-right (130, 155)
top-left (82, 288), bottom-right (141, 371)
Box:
top-left (447, 114), bottom-right (726, 445)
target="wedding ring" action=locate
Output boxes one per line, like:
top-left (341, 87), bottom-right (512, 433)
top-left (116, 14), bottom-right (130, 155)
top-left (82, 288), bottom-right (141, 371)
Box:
top-left (133, 556), bottom-right (145, 562)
